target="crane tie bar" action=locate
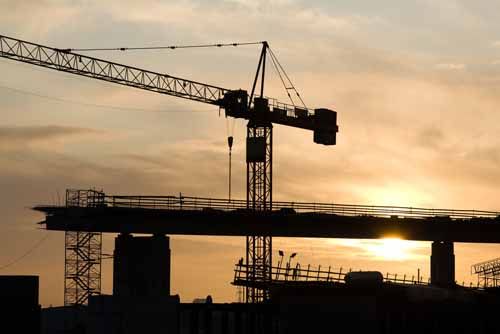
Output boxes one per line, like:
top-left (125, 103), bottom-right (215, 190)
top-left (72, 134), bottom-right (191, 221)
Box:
top-left (60, 41), bottom-right (265, 53)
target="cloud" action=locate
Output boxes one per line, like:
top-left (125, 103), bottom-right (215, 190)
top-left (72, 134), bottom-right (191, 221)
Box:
top-left (415, 127), bottom-right (445, 150)
top-left (0, 125), bottom-right (104, 151)
top-left (435, 63), bottom-right (466, 70)
top-left (0, 1), bottom-right (79, 38)
top-left (0, 125), bottom-right (97, 142)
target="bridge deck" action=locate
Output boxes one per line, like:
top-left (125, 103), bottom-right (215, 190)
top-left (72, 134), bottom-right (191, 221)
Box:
top-left (34, 193), bottom-right (500, 243)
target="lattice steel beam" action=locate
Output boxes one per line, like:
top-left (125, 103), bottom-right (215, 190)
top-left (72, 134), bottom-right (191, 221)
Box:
top-left (0, 35), bottom-right (227, 106)
top-left (245, 43), bottom-right (273, 303)
top-left (246, 120), bottom-right (273, 303)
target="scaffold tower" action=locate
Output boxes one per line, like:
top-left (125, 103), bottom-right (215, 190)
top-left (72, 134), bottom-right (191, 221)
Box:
top-left (64, 189), bottom-right (103, 306)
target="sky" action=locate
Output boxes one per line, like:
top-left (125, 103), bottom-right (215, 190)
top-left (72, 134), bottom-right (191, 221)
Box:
top-left (2, 0), bottom-right (500, 306)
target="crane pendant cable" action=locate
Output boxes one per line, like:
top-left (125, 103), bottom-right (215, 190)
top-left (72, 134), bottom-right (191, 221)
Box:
top-left (61, 41), bottom-right (265, 53)
top-left (61, 39), bottom-right (308, 110)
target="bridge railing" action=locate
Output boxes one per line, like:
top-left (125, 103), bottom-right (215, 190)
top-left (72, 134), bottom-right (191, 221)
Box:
top-left (63, 190), bottom-right (500, 220)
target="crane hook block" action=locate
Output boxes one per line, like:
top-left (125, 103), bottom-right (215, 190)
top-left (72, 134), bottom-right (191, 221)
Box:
top-left (227, 136), bottom-right (234, 150)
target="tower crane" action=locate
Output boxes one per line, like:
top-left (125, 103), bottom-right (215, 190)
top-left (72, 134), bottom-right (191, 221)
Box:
top-left (0, 35), bottom-right (338, 303)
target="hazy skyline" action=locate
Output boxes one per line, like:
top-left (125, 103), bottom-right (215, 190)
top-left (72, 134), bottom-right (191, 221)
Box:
top-left (2, 0), bottom-right (500, 306)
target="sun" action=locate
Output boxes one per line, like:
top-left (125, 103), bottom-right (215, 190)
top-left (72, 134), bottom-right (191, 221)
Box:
top-left (366, 237), bottom-right (415, 261)
top-left (332, 237), bottom-right (423, 262)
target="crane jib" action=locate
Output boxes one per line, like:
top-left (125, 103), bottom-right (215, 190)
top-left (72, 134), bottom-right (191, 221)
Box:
top-left (0, 34), bottom-right (227, 105)
top-left (0, 34), bottom-right (338, 145)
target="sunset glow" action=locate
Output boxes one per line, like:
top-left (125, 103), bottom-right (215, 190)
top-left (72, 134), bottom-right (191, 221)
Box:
top-left (334, 237), bottom-right (424, 262)
top-left (366, 238), bottom-right (418, 261)
top-left (364, 187), bottom-right (430, 208)
top-left (3, 1), bottom-right (500, 307)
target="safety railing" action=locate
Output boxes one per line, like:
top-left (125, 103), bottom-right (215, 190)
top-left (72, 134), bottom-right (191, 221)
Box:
top-left (233, 263), bottom-right (429, 286)
top-left (69, 191), bottom-right (500, 220)
top-left (249, 94), bottom-right (315, 118)
top-left (66, 189), bottom-right (105, 208)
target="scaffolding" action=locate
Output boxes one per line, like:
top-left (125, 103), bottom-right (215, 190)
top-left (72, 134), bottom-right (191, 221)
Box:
top-left (64, 189), bottom-right (103, 306)
top-left (472, 258), bottom-right (500, 288)
top-left (233, 261), bottom-right (428, 288)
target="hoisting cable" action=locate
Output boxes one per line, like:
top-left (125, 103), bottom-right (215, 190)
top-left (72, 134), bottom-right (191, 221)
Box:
top-left (227, 135), bottom-right (234, 202)
top-left (61, 41), bottom-right (265, 53)
top-left (268, 47), bottom-right (308, 109)
top-left (225, 115), bottom-right (236, 202)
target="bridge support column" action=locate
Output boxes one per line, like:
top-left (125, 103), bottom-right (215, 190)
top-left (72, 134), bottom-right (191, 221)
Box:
top-left (113, 233), bottom-right (171, 296)
top-left (430, 241), bottom-right (455, 287)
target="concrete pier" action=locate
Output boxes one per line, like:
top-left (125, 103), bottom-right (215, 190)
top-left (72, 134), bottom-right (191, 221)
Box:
top-left (430, 241), bottom-right (455, 287)
top-left (113, 233), bottom-right (171, 297)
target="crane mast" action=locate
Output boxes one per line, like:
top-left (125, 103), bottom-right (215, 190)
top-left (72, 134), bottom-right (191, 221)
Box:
top-left (245, 42), bottom-right (273, 302)
top-left (0, 34), bottom-right (338, 304)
